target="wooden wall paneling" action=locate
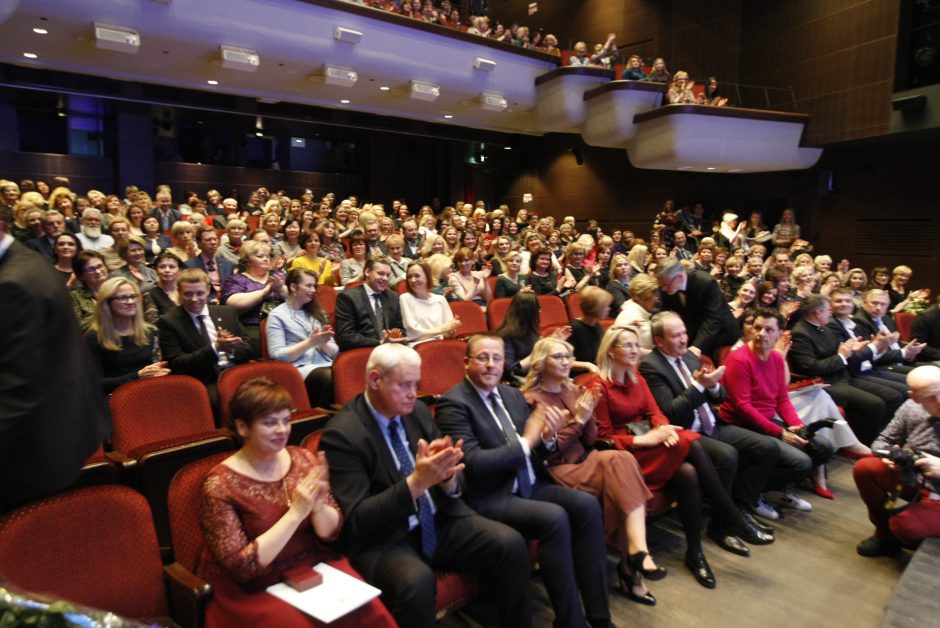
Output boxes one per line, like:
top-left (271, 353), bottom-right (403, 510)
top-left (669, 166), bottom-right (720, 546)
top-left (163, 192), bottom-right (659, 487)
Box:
top-left (0, 152), bottom-right (115, 196)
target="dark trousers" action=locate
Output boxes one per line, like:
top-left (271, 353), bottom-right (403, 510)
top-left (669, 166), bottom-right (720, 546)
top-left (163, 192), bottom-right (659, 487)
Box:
top-left (363, 514), bottom-right (532, 628)
top-left (704, 424), bottom-right (780, 506)
top-left (827, 378), bottom-right (905, 445)
top-left (484, 482), bottom-right (609, 628)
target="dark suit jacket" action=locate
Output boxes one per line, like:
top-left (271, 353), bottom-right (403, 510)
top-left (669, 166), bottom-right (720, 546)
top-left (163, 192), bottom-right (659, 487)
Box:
top-left (150, 208), bottom-right (182, 232)
top-left (334, 285), bottom-right (404, 351)
top-left (827, 318), bottom-right (898, 373)
top-left (321, 394), bottom-right (474, 570)
top-left (0, 241), bottom-right (109, 511)
top-left (789, 319), bottom-right (858, 383)
top-left (638, 348), bottom-right (726, 429)
top-left (185, 255), bottom-right (235, 299)
top-left (659, 270), bottom-right (740, 356)
top-left (435, 379), bottom-right (551, 519)
top-left (606, 279), bottom-right (630, 313)
top-left (25, 236), bottom-right (56, 262)
top-left (157, 305), bottom-right (254, 383)
top-left (912, 305), bottom-right (940, 361)
top-left (853, 309), bottom-right (897, 338)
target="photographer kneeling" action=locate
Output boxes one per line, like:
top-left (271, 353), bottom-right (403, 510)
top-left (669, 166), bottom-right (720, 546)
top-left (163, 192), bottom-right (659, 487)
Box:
top-left (854, 365), bottom-right (940, 557)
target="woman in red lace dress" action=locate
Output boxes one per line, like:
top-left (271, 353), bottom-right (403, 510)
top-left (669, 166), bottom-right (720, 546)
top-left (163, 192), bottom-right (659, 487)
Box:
top-left (199, 377), bottom-right (395, 627)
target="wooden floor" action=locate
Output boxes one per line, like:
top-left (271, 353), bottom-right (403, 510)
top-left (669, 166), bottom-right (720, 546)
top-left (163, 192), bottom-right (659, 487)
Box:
top-left (446, 457), bottom-right (909, 628)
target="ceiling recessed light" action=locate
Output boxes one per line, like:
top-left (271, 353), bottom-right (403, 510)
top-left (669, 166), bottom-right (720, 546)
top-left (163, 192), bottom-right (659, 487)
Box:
top-left (32, 28), bottom-right (48, 35)
top-left (379, 86), bottom-right (390, 91)
top-left (23, 52), bottom-right (38, 59)
top-left (255, 132), bottom-right (263, 137)
top-left (340, 99), bottom-right (350, 104)
top-left (443, 114), bottom-right (453, 119)
top-left (504, 146), bottom-right (512, 150)
top-left (57, 112), bottom-right (66, 117)
top-left (706, 167), bottom-right (716, 171)
top-left (207, 79), bottom-right (219, 85)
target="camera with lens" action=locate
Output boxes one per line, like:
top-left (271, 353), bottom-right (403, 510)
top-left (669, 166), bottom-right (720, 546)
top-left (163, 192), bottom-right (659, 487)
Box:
top-left (792, 418), bottom-right (837, 460)
top-left (874, 445), bottom-right (925, 487)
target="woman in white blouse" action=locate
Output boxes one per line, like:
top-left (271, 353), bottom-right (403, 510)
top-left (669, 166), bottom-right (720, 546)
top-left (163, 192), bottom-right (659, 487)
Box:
top-left (266, 268), bottom-right (339, 405)
top-left (400, 260), bottom-right (461, 344)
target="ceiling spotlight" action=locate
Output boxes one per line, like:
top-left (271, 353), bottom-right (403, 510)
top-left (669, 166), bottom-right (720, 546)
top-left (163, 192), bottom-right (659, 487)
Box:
top-left (705, 167), bottom-right (716, 171)
top-left (504, 146), bottom-right (512, 150)
top-left (379, 86), bottom-right (390, 91)
top-left (334, 27), bottom-right (362, 44)
top-left (93, 23), bottom-right (140, 54)
top-left (207, 79), bottom-right (219, 85)
top-left (443, 114), bottom-right (453, 119)
top-left (473, 57), bottom-right (496, 72)
top-left (23, 52), bottom-right (38, 59)
top-left (340, 99), bottom-right (350, 104)
top-left (480, 92), bottom-right (508, 112)
top-left (33, 28), bottom-right (48, 35)
top-left (410, 80), bottom-right (440, 102)
top-left (324, 65), bottom-right (358, 87)
top-left (220, 44), bottom-right (260, 72)
top-left (255, 132), bottom-right (263, 137)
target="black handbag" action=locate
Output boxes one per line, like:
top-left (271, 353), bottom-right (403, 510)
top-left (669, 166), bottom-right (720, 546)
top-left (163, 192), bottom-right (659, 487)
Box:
top-left (625, 420), bottom-right (653, 437)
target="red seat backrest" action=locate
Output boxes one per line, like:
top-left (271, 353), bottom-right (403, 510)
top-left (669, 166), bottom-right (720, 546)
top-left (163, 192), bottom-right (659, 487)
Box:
top-left (109, 375), bottom-right (216, 454)
top-left (448, 301), bottom-right (488, 339)
top-left (566, 292), bottom-right (584, 320)
top-left (487, 297), bottom-right (512, 331)
top-left (217, 362), bottom-right (313, 427)
top-left (332, 347), bottom-right (374, 406)
top-left (538, 295), bottom-right (569, 329)
top-left (896, 311), bottom-right (914, 342)
top-left (317, 284), bottom-right (339, 327)
top-left (0, 485), bottom-right (168, 620)
top-left (167, 452), bottom-right (230, 573)
top-left (415, 339), bottom-right (468, 396)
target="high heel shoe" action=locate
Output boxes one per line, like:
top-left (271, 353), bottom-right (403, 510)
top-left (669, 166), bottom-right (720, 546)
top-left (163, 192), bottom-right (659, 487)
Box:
top-left (813, 480), bottom-right (835, 500)
top-left (617, 559), bottom-right (656, 606)
top-left (630, 551), bottom-right (668, 581)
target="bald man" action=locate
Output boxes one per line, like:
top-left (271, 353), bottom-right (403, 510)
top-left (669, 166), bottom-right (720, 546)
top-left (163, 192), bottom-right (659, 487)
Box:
top-left (854, 365), bottom-right (940, 557)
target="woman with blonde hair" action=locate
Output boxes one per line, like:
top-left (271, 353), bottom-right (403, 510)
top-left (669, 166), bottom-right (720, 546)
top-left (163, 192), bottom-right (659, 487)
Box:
top-left (85, 277), bottom-right (170, 395)
top-left (419, 233), bottom-right (446, 259)
top-left (522, 336), bottom-right (661, 605)
top-left (613, 274), bottom-right (659, 352)
top-left (222, 240), bottom-right (287, 346)
top-left (166, 220), bottom-right (198, 263)
top-left (667, 71), bottom-right (696, 104)
top-left (626, 244), bottom-right (649, 277)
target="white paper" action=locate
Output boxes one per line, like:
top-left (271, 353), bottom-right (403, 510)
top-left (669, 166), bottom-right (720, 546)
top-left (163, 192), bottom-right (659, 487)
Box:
top-left (787, 382), bottom-right (830, 396)
top-left (266, 562), bottom-right (382, 623)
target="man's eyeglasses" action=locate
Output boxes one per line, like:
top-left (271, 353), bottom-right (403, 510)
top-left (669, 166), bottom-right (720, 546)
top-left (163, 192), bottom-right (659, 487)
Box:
top-left (470, 354), bottom-right (504, 365)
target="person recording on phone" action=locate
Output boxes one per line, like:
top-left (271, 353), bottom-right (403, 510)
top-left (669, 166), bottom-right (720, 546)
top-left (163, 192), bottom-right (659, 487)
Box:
top-left (266, 268), bottom-right (339, 406)
top-left (158, 268), bottom-right (256, 408)
top-left (854, 365), bottom-right (940, 557)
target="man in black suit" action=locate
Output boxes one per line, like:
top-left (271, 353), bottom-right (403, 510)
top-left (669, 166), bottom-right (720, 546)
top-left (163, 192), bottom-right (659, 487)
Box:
top-left (853, 288), bottom-right (923, 378)
top-left (912, 304), bottom-right (940, 362)
top-left (321, 344), bottom-right (532, 628)
top-left (401, 219), bottom-right (422, 258)
top-left (334, 255), bottom-right (405, 351)
top-left (26, 210), bottom-right (67, 262)
top-left (655, 257), bottom-right (740, 359)
top-left (185, 226), bottom-right (234, 302)
top-left (789, 294), bottom-right (905, 444)
top-left (0, 215), bottom-right (108, 512)
top-left (640, 312), bottom-right (777, 548)
top-left (157, 268), bottom-right (255, 404)
top-left (435, 334), bottom-right (611, 628)
top-left (151, 190), bottom-right (181, 232)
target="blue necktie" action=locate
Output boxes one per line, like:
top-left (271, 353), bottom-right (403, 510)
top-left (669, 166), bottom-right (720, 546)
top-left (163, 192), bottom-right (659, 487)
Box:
top-left (489, 392), bottom-right (533, 498)
top-left (388, 420), bottom-right (437, 559)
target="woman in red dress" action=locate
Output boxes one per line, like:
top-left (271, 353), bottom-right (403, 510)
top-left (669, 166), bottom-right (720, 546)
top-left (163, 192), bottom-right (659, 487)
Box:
top-left (594, 326), bottom-right (763, 590)
top-left (199, 377), bottom-right (396, 627)
top-left (522, 337), bottom-right (663, 606)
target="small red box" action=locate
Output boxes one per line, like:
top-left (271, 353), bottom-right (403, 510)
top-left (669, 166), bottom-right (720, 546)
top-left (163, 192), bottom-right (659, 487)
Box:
top-left (284, 565), bottom-right (323, 592)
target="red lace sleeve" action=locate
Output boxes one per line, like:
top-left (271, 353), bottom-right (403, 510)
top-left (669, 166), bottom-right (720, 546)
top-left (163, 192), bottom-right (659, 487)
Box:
top-left (200, 468), bottom-right (267, 582)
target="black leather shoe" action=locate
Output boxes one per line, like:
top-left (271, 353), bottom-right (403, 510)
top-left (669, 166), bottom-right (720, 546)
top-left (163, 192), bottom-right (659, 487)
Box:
top-left (856, 535), bottom-right (901, 557)
top-left (707, 527), bottom-right (750, 557)
top-left (685, 551), bottom-right (716, 589)
top-left (742, 511), bottom-right (774, 535)
top-left (732, 519), bottom-right (775, 545)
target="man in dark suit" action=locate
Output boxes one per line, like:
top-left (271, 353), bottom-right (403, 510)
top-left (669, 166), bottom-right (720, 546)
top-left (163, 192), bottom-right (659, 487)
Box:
top-left (640, 312), bottom-right (777, 546)
top-left (789, 294), bottom-right (905, 444)
top-left (912, 304), bottom-right (940, 362)
top-left (321, 344), bottom-right (532, 628)
top-left (0, 216), bottom-right (108, 512)
top-left (334, 255), bottom-right (405, 351)
top-left (435, 334), bottom-right (611, 628)
top-left (853, 288), bottom-right (922, 378)
top-left (25, 210), bottom-right (67, 262)
top-left (655, 257), bottom-right (740, 359)
top-left (185, 226), bottom-right (234, 302)
top-left (157, 268), bottom-right (255, 404)
top-left (151, 190), bottom-right (181, 232)
top-left (401, 219), bottom-right (422, 258)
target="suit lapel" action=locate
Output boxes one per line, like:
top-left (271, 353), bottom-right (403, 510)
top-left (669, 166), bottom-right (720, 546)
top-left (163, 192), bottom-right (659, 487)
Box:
top-left (655, 350), bottom-right (686, 392)
top-left (462, 380), bottom-right (513, 442)
top-left (354, 396), bottom-right (408, 484)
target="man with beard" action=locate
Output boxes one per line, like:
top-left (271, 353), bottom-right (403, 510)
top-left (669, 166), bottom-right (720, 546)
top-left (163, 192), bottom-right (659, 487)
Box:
top-left (75, 208), bottom-right (114, 251)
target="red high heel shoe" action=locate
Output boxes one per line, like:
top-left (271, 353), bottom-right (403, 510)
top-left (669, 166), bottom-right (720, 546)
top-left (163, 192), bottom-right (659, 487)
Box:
top-left (813, 480), bottom-right (834, 500)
